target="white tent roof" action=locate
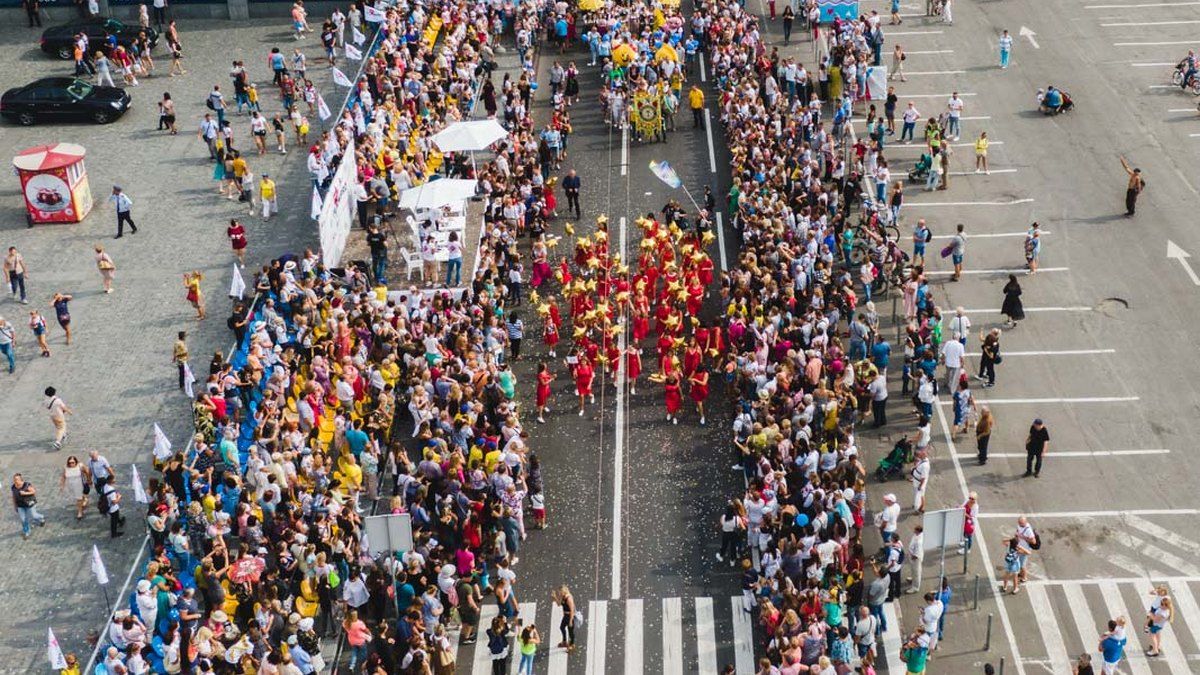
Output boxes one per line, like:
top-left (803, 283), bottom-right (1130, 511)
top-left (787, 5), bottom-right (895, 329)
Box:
top-left (430, 119), bottom-right (509, 152)
top-left (398, 178), bottom-right (478, 211)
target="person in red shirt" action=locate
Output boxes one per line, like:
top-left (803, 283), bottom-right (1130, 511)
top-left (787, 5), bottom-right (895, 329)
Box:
top-left (572, 355), bottom-right (594, 416)
top-left (226, 219), bottom-right (248, 267)
top-left (624, 346), bottom-right (642, 395)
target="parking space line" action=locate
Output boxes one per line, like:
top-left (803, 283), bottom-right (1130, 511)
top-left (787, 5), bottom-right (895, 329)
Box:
top-left (962, 306), bottom-right (1093, 314)
top-left (980, 509), bottom-right (1200, 519)
top-left (1087, 0), bottom-right (1200, 6)
top-left (962, 348), bottom-right (1114, 357)
top-left (1115, 40), bottom-right (1197, 45)
top-left (906, 197), bottom-right (1033, 207)
top-left (899, 91), bottom-right (978, 98)
top-left (925, 266), bottom-right (1067, 276)
top-left (1102, 19), bottom-right (1200, 25)
top-left (954, 449), bottom-right (1166, 458)
top-left (938, 396), bottom-right (1138, 405)
top-left (932, 226), bottom-right (1037, 239)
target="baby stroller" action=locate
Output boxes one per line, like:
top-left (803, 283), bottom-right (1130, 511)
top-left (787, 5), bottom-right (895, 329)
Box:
top-left (908, 154), bottom-right (932, 181)
top-left (875, 438), bottom-right (913, 482)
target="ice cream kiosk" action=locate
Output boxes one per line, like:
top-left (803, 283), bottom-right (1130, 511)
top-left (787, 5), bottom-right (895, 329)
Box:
top-left (12, 143), bottom-right (94, 226)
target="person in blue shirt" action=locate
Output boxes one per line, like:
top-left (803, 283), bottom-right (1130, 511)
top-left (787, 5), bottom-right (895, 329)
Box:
top-left (872, 337), bottom-right (892, 372)
top-left (936, 577), bottom-right (952, 640)
top-left (1099, 619), bottom-right (1127, 672)
top-left (345, 418), bottom-right (370, 460)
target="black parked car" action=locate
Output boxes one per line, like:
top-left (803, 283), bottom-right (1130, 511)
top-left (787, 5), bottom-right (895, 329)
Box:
top-left (0, 77), bottom-right (131, 125)
top-left (40, 18), bottom-right (158, 60)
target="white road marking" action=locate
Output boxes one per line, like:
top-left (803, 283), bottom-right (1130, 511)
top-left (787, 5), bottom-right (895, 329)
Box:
top-left (663, 598), bottom-right (684, 675)
top-left (715, 211), bottom-right (728, 271)
top-left (1109, 529), bottom-right (1200, 578)
top-left (1169, 108), bottom-right (1197, 112)
top-left (887, 29), bottom-right (945, 35)
top-left (1151, 84), bottom-right (1179, 89)
top-left (949, 168), bottom-right (1019, 176)
top-left (731, 597), bottom-right (755, 675)
top-left (961, 306), bottom-right (1094, 314)
top-left (905, 197), bottom-right (1033, 207)
top-left (625, 599), bottom-right (644, 675)
top-left (900, 91), bottom-right (978, 98)
top-left (474, 605), bottom-right (500, 675)
top-left (931, 226), bottom-right (1035, 238)
top-left (962, 348), bottom-right (1114, 357)
top-left (1099, 582), bottom-right (1154, 675)
top-left (1131, 62), bottom-right (1177, 66)
top-left (925, 266), bottom-right (1066, 276)
top-left (1028, 584), bottom-right (1072, 672)
top-left (699, 53), bottom-right (707, 82)
top-left (1031, 576), bottom-right (1200, 585)
top-left (585, 601), bottom-right (607, 675)
top-left (695, 598), bottom-right (718, 675)
top-left (620, 124), bottom-right (628, 176)
top-left (705, 109), bottom-right (717, 174)
top-left (612, 214), bottom-right (626, 600)
top-left (946, 396), bottom-right (1139, 404)
top-left (932, 400), bottom-right (1027, 674)
top-left (1126, 515), bottom-right (1200, 557)
top-left (1168, 581), bottom-right (1200, 655)
top-left (979, 509), bottom-right (1200, 519)
top-left (881, 603), bottom-right (906, 673)
top-left (549, 603), bottom-right (568, 675)
top-left (904, 70), bottom-right (968, 76)
top-left (83, 535), bottom-right (152, 675)
top-left (887, 140), bottom-right (1005, 149)
top-left (1190, 133), bottom-right (1200, 138)
top-left (1115, 40), bottom-right (1198, 45)
top-left (1063, 584), bottom-right (1100, 660)
top-left (1102, 19), bottom-right (1200, 25)
top-left (509, 603), bottom-right (538, 675)
top-left (1088, 0), bottom-right (1200, 6)
top-left (955, 448), bottom-right (1164, 458)
top-left (906, 49), bottom-right (956, 54)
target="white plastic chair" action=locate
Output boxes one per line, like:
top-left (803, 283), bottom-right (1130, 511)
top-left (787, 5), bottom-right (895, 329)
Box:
top-left (400, 247), bottom-right (424, 281)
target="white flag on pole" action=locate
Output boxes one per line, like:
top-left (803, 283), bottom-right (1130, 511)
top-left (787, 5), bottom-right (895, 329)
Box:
top-left (331, 66), bottom-right (354, 87)
top-left (229, 263), bottom-right (246, 300)
top-left (352, 25), bottom-right (366, 45)
top-left (182, 362), bottom-right (196, 399)
top-left (345, 43), bottom-right (363, 61)
top-left (317, 92), bottom-right (333, 121)
top-left (152, 423), bottom-right (173, 461)
top-left (311, 187), bottom-right (324, 220)
top-left (131, 465), bottom-right (150, 504)
top-left (363, 4), bottom-right (385, 23)
top-left (91, 544), bottom-right (110, 586)
top-left (47, 628), bottom-right (67, 670)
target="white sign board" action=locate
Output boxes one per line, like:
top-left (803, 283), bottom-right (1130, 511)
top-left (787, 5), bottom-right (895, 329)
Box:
top-left (363, 513), bottom-right (414, 557)
top-left (318, 139), bottom-right (358, 266)
top-left (921, 508), bottom-right (966, 552)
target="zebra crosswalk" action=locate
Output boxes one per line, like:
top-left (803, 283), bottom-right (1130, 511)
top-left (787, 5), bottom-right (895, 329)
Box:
top-left (1010, 579), bottom-right (1200, 675)
top-left (450, 595), bottom-right (760, 675)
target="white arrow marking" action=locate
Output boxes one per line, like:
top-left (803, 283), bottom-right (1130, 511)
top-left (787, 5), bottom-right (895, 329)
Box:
top-left (1020, 26), bottom-right (1040, 49)
top-left (1167, 240), bottom-right (1200, 285)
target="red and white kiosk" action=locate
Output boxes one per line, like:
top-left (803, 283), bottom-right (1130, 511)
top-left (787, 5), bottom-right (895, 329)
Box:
top-left (12, 143), bottom-right (94, 226)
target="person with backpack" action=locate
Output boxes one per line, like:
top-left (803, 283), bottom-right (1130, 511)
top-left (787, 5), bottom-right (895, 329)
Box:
top-left (98, 477), bottom-right (126, 537)
top-left (486, 614), bottom-right (513, 674)
top-left (884, 533), bottom-right (906, 601)
top-left (1000, 535), bottom-right (1032, 594)
top-left (912, 219), bottom-right (931, 267)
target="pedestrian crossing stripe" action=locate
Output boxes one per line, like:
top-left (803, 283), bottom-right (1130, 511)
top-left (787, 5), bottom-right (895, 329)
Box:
top-left (457, 596), bottom-right (767, 675)
top-left (1011, 579), bottom-right (1200, 675)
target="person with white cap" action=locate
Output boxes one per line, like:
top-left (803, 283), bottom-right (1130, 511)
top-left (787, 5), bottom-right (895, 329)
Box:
top-left (876, 492), bottom-right (900, 541)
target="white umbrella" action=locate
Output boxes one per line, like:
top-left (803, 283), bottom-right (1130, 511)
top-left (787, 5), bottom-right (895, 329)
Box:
top-left (431, 120), bottom-right (509, 152)
top-left (398, 179), bottom-right (478, 211)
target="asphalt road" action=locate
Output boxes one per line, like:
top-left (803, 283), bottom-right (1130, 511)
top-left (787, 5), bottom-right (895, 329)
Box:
top-left (830, 0), bottom-right (1200, 673)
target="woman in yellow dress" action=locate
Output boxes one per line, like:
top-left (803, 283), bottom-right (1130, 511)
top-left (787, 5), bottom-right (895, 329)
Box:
top-left (183, 270), bottom-right (206, 320)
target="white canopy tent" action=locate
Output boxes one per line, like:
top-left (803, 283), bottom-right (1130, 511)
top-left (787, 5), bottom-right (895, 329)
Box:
top-left (430, 119), bottom-right (509, 152)
top-left (398, 178), bottom-right (478, 211)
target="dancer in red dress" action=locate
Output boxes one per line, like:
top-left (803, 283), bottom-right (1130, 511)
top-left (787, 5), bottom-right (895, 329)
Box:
top-left (572, 353), bottom-right (595, 416)
top-left (664, 375), bottom-right (683, 425)
top-left (536, 362), bottom-right (554, 423)
top-left (689, 364), bottom-right (711, 426)
top-left (543, 318), bottom-right (560, 358)
top-left (625, 346), bottom-right (642, 395)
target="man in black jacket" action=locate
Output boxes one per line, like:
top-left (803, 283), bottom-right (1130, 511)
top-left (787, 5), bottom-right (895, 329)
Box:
top-left (562, 169), bottom-right (581, 219)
